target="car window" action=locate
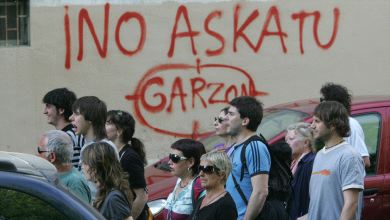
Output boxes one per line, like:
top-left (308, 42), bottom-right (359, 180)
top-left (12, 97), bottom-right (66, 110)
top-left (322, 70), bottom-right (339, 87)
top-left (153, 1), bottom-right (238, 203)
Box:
top-left (199, 109), bottom-right (309, 152)
top-left (257, 109), bottom-right (309, 140)
top-left (353, 113), bottom-right (381, 176)
top-left (0, 187), bottom-right (69, 220)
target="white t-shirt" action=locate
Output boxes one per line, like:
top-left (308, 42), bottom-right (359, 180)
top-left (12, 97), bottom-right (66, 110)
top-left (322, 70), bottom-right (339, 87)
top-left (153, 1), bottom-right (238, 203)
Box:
top-left (345, 117), bottom-right (369, 157)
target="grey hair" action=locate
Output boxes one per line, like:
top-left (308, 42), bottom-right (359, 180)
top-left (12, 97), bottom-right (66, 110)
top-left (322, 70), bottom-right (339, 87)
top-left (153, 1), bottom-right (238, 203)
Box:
top-left (200, 151), bottom-right (232, 183)
top-left (286, 122), bottom-right (315, 151)
top-left (43, 130), bottom-right (73, 164)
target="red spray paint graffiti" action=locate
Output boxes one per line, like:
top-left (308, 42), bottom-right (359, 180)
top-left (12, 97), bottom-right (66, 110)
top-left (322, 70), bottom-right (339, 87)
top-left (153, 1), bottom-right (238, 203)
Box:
top-left (62, 3), bottom-right (340, 138)
top-left (125, 59), bottom-right (267, 139)
top-left (64, 3), bottom-right (340, 69)
top-left (64, 3), bottom-right (146, 69)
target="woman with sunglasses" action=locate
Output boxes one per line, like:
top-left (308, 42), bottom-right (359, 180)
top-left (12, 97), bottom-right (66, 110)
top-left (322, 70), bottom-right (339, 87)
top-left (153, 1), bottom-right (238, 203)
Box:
top-left (162, 139), bottom-right (206, 220)
top-left (285, 122), bottom-right (316, 220)
top-left (189, 151), bottom-right (237, 220)
top-left (105, 110), bottom-right (149, 220)
top-left (81, 142), bottom-right (133, 220)
top-left (213, 107), bottom-right (236, 155)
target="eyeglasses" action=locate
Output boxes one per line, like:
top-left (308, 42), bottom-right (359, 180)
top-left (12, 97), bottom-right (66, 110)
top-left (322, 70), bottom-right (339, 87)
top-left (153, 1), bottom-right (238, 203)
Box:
top-left (199, 165), bottom-right (220, 175)
top-left (37, 147), bottom-right (50, 154)
top-left (214, 117), bottom-right (224, 124)
top-left (169, 153), bottom-right (187, 163)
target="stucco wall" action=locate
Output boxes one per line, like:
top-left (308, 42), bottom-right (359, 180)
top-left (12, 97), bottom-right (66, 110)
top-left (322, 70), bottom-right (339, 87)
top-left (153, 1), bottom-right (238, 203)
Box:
top-left (1, 0), bottom-right (389, 163)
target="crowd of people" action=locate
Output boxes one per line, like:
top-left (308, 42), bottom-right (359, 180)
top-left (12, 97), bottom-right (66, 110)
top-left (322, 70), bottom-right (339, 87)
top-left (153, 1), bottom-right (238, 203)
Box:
top-left (36, 82), bottom-right (368, 220)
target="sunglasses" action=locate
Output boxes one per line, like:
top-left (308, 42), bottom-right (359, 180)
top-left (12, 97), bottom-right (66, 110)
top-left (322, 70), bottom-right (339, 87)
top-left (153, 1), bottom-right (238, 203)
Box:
top-left (169, 153), bottom-right (187, 163)
top-left (199, 165), bottom-right (220, 174)
top-left (37, 147), bottom-right (50, 154)
top-left (214, 117), bottom-right (224, 124)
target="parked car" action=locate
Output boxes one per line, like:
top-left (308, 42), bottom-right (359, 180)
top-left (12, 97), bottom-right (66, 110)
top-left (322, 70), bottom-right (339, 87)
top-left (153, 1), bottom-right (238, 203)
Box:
top-left (146, 96), bottom-right (390, 220)
top-left (0, 151), bottom-right (105, 220)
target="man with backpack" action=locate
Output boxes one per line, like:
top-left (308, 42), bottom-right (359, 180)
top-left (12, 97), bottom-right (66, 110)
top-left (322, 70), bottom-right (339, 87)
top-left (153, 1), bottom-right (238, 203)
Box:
top-left (223, 96), bottom-right (268, 220)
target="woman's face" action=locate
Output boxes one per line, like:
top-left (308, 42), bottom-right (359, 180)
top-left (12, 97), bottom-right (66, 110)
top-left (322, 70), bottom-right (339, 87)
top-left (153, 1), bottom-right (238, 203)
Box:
top-left (199, 160), bottom-right (223, 190)
top-left (81, 162), bottom-right (93, 182)
top-left (105, 121), bottom-right (119, 142)
top-left (214, 111), bottom-right (228, 137)
top-left (168, 149), bottom-right (191, 178)
top-left (285, 130), bottom-right (307, 159)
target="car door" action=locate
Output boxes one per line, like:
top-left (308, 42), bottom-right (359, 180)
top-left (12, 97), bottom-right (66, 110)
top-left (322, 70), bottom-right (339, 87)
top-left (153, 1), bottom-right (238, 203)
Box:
top-left (352, 107), bottom-right (389, 220)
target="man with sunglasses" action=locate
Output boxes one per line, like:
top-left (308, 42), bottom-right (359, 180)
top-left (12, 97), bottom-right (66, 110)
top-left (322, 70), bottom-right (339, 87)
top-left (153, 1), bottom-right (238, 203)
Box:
top-left (37, 130), bottom-right (91, 203)
top-left (224, 96), bottom-right (271, 220)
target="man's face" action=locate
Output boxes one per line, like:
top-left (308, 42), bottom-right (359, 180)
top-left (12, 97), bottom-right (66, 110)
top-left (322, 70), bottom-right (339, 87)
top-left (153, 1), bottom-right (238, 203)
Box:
top-left (43, 103), bottom-right (61, 126)
top-left (310, 116), bottom-right (332, 143)
top-left (69, 110), bottom-right (90, 136)
top-left (225, 106), bottom-right (244, 137)
top-left (36, 136), bottom-right (50, 161)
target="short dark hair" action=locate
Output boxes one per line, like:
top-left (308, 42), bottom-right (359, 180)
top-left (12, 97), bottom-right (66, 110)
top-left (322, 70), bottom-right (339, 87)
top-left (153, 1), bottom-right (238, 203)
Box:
top-left (107, 110), bottom-right (147, 165)
top-left (320, 82), bottom-right (352, 114)
top-left (171, 139), bottom-right (206, 175)
top-left (72, 96), bottom-right (107, 140)
top-left (42, 88), bottom-right (76, 122)
top-left (314, 101), bottom-right (350, 138)
top-left (229, 96), bottom-right (263, 131)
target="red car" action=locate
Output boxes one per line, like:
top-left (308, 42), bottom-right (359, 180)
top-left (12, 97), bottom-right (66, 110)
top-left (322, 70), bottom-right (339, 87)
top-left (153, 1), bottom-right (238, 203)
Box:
top-left (146, 96), bottom-right (390, 220)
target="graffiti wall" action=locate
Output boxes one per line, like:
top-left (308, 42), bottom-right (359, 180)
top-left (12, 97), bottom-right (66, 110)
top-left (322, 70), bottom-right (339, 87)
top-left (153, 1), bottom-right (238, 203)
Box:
top-left (1, 0), bottom-right (389, 162)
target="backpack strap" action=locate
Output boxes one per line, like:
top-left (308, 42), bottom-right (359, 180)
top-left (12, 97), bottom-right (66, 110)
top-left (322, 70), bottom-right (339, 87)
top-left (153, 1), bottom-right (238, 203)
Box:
top-left (233, 134), bottom-right (268, 204)
top-left (239, 135), bottom-right (266, 181)
top-left (231, 171), bottom-right (248, 205)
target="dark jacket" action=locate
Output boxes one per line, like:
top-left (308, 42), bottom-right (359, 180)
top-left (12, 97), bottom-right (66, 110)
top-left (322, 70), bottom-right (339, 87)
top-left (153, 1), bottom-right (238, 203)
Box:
top-left (289, 152), bottom-right (316, 220)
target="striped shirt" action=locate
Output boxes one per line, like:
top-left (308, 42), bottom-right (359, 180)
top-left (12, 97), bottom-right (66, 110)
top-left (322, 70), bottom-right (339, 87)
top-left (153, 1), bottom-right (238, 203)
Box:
top-left (62, 124), bottom-right (85, 168)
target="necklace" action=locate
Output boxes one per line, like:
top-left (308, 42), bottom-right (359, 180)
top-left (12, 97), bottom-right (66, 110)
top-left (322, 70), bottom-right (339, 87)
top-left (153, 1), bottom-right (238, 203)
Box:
top-left (325, 139), bottom-right (344, 150)
top-left (179, 177), bottom-right (193, 188)
top-left (201, 191), bottom-right (226, 207)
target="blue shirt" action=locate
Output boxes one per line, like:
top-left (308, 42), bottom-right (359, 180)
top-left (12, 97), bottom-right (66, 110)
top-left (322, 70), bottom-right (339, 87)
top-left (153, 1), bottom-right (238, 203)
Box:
top-left (226, 139), bottom-right (271, 220)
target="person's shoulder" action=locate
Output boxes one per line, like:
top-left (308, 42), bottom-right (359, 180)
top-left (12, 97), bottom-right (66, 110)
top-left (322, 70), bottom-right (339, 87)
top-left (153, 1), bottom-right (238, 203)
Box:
top-left (302, 152), bottom-right (316, 163)
top-left (349, 117), bottom-right (363, 129)
top-left (68, 168), bottom-right (87, 182)
top-left (247, 136), bottom-right (267, 149)
top-left (218, 193), bottom-right (237, 210)
top-left (337, 143), bottom-right (363, 163)
top-left (106, 189), bottom-right (127, 202)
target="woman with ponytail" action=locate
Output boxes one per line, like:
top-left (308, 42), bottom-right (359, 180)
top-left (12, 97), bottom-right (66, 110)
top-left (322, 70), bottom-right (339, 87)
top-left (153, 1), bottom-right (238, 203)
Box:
top-left (106, 110), bottom-right (149, 220)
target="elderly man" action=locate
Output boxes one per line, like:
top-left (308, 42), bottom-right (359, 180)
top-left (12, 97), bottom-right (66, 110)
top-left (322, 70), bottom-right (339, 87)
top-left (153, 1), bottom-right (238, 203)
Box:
top-left (37, 130), bottom-right (91, 203)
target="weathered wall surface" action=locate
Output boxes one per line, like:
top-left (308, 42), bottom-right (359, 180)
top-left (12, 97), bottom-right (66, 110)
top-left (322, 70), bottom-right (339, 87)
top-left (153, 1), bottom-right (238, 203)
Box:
top-left (1, 0), bottom-right (389, 163)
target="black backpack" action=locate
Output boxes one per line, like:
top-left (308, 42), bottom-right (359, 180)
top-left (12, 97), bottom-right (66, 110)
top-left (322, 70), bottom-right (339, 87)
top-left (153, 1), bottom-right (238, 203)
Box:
top-left (232, 134), bottom-right (292, 220)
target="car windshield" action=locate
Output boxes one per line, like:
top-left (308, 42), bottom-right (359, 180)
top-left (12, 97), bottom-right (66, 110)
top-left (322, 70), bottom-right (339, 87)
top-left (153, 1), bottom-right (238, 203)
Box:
top-left (201, 108), bottom-right (309, 152)
top-left (257, 108), bottom-right (310, 140)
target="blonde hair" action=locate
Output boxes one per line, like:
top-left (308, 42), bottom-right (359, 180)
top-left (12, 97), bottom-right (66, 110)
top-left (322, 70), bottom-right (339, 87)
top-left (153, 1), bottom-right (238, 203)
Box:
top-left (286, 122), bottom-right (315, 151)
top-left (200, 151), bottom-right (231, 183)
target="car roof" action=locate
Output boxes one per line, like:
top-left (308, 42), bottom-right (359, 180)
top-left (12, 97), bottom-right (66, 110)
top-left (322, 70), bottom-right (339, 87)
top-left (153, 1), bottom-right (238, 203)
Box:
top-left (267, 95), bottom-right (390, 114)
top-left (0, 151), bottom-right (58, 183)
